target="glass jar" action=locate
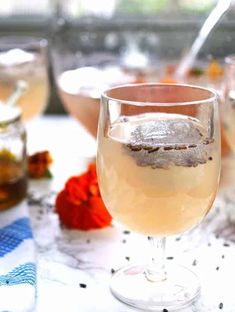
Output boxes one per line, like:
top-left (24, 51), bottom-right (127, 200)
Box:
top-left (0, 103), bottom-right (27, 210)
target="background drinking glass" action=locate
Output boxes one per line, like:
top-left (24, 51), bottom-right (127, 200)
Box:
top-left (222, 54), bottom-right (235, 150)
top-left (221, 54), bottom-right (235, 221)
top-left (0, 36), bottom-right (49, 121)
top-left (97, 83), bottom-right (221, 311)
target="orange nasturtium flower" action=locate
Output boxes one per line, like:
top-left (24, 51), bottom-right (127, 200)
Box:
top-left (55, 163), bottom-right (112, 230)
top-left (206, 60), bottom-right (223, 80)
top-left (28, 150), bottom-right (53, 179)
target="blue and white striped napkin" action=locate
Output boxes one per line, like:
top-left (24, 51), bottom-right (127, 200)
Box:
top-left (0, 200), bottom-right (36, 312)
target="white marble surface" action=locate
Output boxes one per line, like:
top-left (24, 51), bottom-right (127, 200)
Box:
top-left (26, 116), bottom-right (235, 312)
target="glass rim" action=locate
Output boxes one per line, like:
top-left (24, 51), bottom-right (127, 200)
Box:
top-left (101, 83), bottom-right (217, 107)
top-left (0, 36), bottom-right (48, 49)
top-left (225, 54), bottom-right (235, 65)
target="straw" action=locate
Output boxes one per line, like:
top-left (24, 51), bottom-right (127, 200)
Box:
top-left (5, 80), bottom-right (28, 107)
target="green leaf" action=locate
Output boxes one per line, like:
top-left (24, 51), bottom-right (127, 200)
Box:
top-left (190, 67), bottom-right (204, 76)
top-left (44, 169), bottom-right (53, 179)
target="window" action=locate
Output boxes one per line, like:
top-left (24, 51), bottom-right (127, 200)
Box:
top-left (0, 0), bottom-right (52, 17)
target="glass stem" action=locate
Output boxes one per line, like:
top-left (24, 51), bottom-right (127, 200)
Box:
top-left (145, 236), bottom-right (167, 282)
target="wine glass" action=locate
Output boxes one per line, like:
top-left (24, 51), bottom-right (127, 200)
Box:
top-left (0, 36), bottom-right (49, 122)
top-left (96, 83), bottom-right (220, 311)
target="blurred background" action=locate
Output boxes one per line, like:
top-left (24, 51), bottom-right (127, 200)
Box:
top-left (0, 0), bottom-right (234, 118)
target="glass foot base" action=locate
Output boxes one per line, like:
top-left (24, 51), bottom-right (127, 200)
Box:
top-left (111, 264), bottom-right (200, 311)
